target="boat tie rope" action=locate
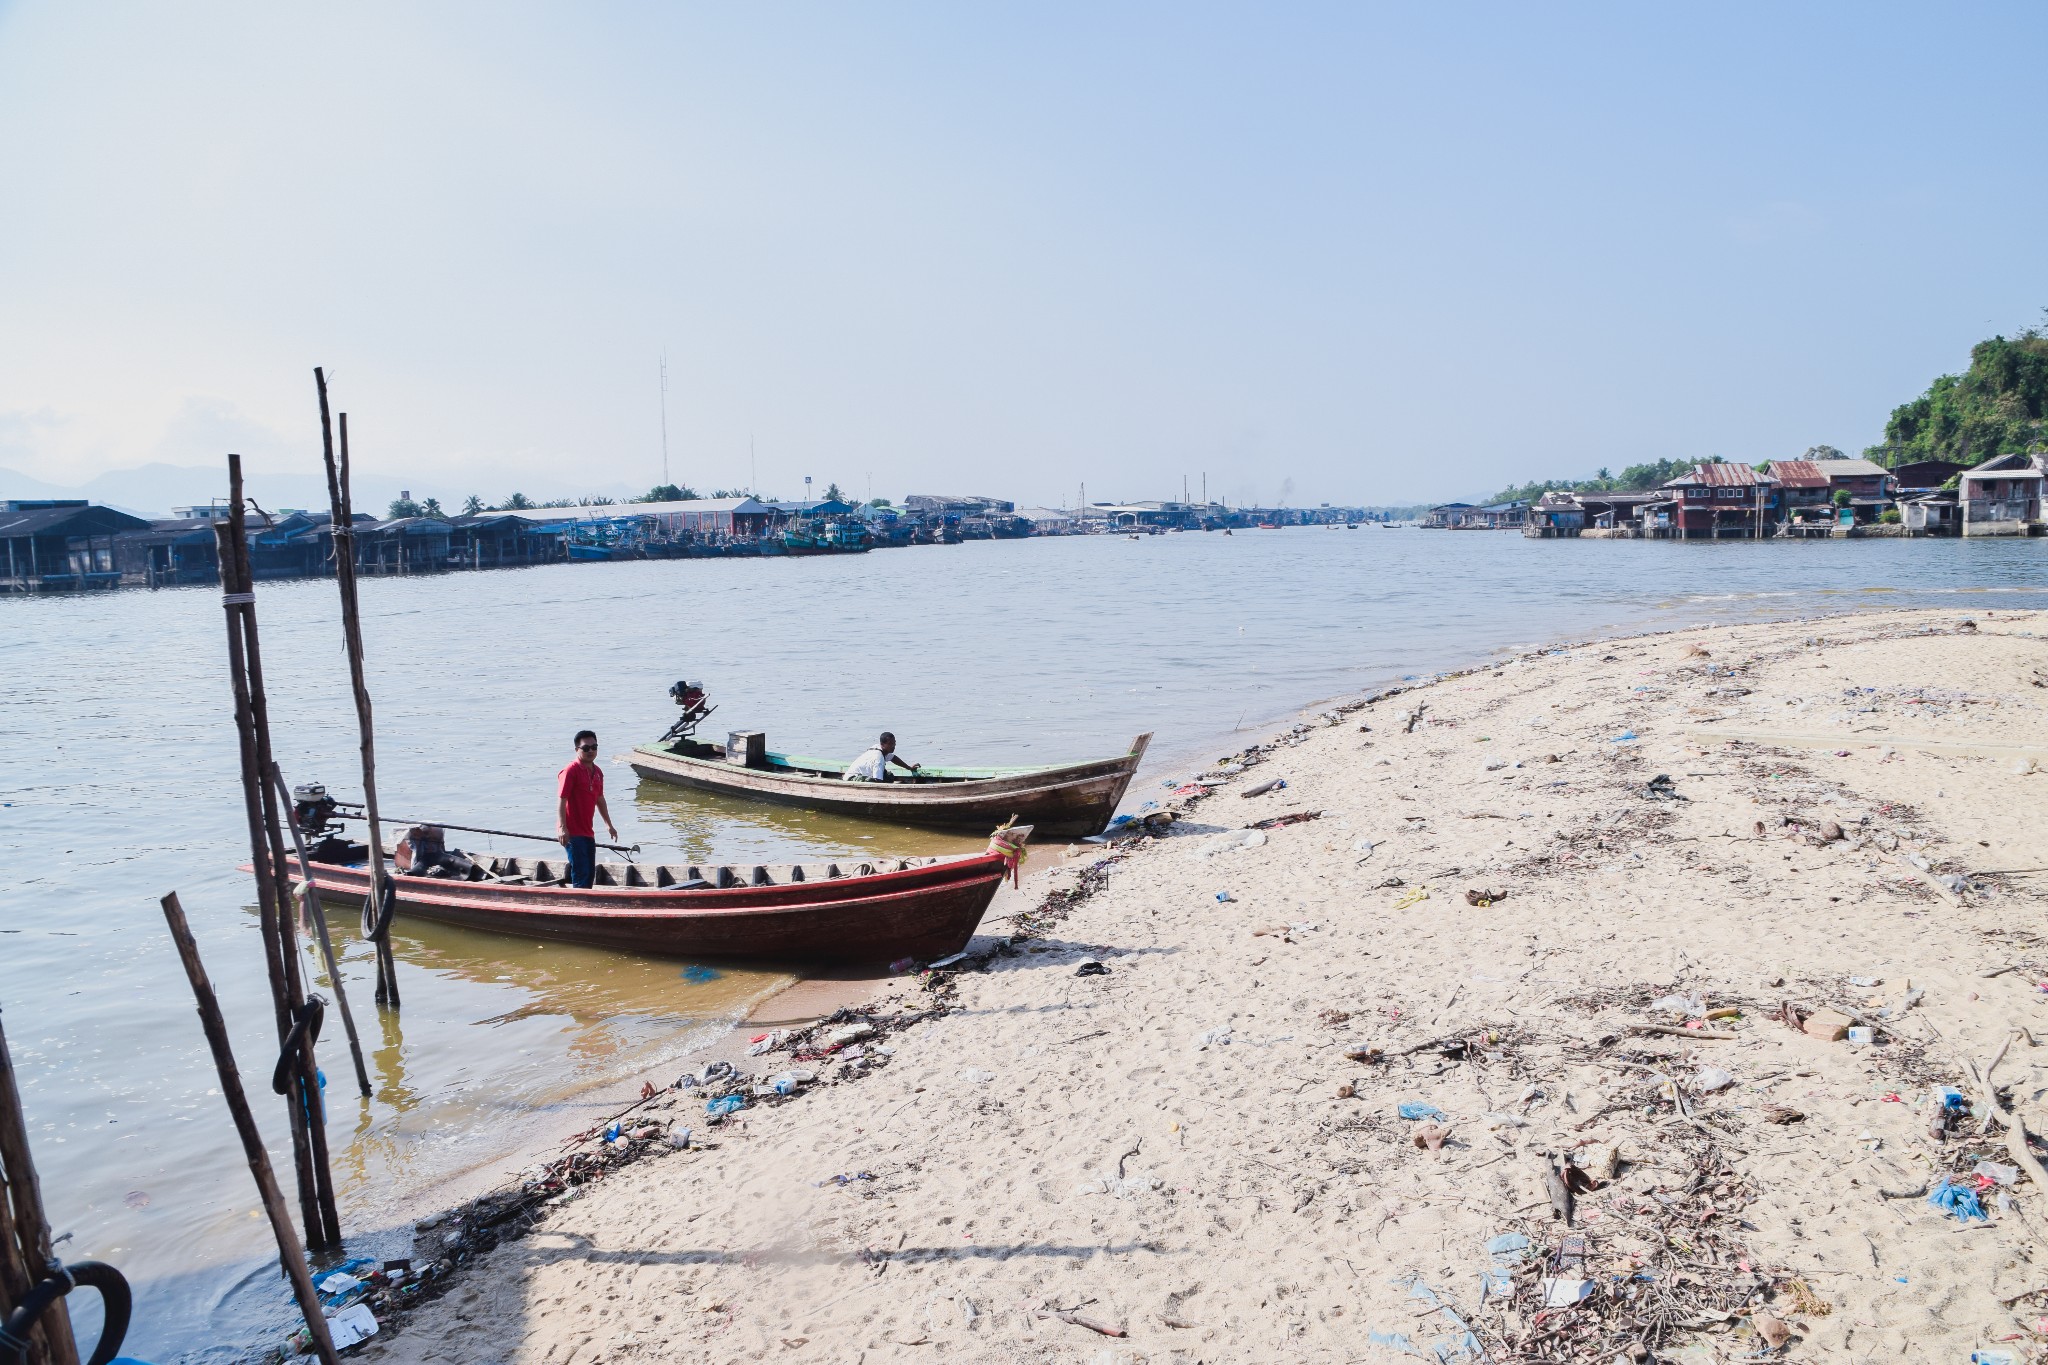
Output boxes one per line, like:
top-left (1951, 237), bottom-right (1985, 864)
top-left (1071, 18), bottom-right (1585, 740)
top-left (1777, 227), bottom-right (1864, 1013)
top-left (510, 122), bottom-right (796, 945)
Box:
top-left (987, 825), bottom-right (1029, 888)
top-left (220, 591), bottom-right (255, 606)
top-left (270, 995), bottom-right (327, 1096)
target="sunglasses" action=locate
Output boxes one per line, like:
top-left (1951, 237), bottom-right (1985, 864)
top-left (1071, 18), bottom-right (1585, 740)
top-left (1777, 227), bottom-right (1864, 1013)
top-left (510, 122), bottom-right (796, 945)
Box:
top-left (578, 743), bottom-right (598, 751)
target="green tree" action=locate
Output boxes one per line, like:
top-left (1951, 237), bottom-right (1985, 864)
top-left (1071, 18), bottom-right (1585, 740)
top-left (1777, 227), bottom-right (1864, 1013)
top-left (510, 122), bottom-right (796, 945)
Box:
top-left (640, 483), bottom-right (695, 502)
top-left (869, 497), bottom-right (893, 509)
top-left (421, 497), bottom-right (445, 519)
top-left (1867, 325), bottom-right (2048, 466)
top-left (823, 481), bottom-right (844, 501)
top-left (387, 495), bottom-right (422, 518)
top-left (540, 497), bottom-right (577, 508)
top-left (502, 492), bottom-right (534, 510)
top-left (1832, 489), bottom-right (1852, 507)
top-left (462, 494), bottom-right (484, 516)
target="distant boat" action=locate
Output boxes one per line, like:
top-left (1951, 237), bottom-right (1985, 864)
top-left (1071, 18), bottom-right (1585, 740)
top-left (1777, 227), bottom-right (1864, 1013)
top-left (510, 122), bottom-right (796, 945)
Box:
top-left (631, 733), bottom-right (1152, 837)
top-left (782, 519), bottom-right (872, 555)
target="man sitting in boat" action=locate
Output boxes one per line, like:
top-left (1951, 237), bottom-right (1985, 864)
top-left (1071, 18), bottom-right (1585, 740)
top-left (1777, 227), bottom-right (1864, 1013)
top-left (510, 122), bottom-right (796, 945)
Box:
top-left (557, 729), bottom-right (618, 888)
top-left (842, 732), bottom-right (922, 783)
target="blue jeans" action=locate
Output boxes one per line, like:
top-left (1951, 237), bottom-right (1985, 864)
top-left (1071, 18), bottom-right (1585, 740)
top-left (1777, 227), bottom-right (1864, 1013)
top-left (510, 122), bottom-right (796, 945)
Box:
top-left (563, 836), bottom-right (597, 888)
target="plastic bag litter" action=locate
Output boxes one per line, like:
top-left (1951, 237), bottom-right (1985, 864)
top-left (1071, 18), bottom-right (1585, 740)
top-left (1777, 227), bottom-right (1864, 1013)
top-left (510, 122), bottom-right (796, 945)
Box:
top-left (1193, 1027), bottom-right (1233, 1049)
top-left (1650, 993), bottom-right (1707, 1018)
top-left (1482, 1231), bottom-right (1531, 1298)
top-left (1397, 1102), bottom-right (1448, 1121)
top-left (1198, 828), bottom-right (1269, 858)
top-left (1929, 1176), bottom-right (1988, 1223)
top-left (958, 1067), bottom-right (995, 1084)
top-left (1693, 1067), bottom-right (1735, 1092)
top-left (1976, 1160), bottom-right (2020, 1187)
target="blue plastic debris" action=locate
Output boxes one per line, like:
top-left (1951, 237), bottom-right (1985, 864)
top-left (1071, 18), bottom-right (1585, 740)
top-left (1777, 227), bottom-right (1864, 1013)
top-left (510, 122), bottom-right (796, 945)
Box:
top-left (1929, 1176), bottom-right (1987, 1223)
top-left (1481, 1231), bottom-right (1531, 1298)
top-left (705, 1094), bottom-right (745, 1117)
top-left (1610, 730), bottom-right (1637, 743)
top-left (681, 964), bottom-right (721, 983)
top-left (604, 1121), bottom-right (622, 1143)
top-left (1397, 1102), bottom-right (1448, 1121)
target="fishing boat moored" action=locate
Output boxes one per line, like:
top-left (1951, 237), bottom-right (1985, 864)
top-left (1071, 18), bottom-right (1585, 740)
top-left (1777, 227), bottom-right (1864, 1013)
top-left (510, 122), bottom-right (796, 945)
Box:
top-left (286, 835), bottom-right (1022, 964)
top-left (630, 683), bottom-right (1149, 837)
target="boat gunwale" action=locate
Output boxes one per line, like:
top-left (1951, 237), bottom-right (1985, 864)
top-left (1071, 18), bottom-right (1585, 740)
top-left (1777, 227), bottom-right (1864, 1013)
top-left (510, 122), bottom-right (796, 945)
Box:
top-left (287, 850), bottom-right (1007, 916)
top-left (629, 732), bottom-right (1150, 797)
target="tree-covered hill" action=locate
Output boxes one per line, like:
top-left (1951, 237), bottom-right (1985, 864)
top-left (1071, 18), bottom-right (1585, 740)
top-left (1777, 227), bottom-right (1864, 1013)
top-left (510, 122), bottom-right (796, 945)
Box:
top-left (1868, 325), bottom-right (2048, 467)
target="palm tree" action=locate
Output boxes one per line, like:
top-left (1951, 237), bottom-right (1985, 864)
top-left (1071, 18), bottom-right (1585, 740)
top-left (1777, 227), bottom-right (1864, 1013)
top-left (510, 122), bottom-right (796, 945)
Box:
top-left (503, 492), bottom-right (534, 510)
top-left (462, 494), bottom-right (483, 516)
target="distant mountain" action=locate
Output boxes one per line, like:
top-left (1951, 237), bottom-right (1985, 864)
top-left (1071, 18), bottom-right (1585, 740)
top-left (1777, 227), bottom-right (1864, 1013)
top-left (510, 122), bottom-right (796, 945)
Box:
top-left (0, 464), bottom-right (646, 519)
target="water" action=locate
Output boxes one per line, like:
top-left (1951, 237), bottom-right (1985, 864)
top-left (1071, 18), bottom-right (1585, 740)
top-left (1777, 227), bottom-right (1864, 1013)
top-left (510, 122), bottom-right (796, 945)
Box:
top-left (2, 527), bottom-right (2042, 1359)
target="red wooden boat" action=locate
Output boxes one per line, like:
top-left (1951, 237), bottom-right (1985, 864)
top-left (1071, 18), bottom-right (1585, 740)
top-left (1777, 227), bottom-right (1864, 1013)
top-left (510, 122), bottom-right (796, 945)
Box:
top-left (285, 838), bottom-right (1022, 964)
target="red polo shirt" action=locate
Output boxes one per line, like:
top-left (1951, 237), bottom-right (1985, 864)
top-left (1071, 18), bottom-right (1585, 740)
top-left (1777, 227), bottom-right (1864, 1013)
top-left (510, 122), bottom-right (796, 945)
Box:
top-left (557, 760), bottom-right (604, 838)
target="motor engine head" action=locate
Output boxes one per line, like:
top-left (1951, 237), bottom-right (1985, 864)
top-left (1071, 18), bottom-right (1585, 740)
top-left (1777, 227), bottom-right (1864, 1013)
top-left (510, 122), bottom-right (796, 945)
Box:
top-left (662, 679), bottom-right (715, 744)
top-left (293, 783), bottom-right (341, 835)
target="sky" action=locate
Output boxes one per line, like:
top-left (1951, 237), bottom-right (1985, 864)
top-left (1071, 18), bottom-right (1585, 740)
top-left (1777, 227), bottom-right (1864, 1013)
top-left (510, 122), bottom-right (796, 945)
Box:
top-left (2, 2), bottom-right (2044, 511)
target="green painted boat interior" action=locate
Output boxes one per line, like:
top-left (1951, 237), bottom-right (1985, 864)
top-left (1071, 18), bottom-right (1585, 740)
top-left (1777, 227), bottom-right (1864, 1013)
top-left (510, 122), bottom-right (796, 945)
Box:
top-left (635, 741), bottom-right (1105, 783)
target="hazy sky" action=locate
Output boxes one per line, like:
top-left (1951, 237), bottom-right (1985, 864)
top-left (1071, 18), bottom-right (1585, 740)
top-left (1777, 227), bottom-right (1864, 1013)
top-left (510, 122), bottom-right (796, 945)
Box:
top-left (2, 3), bottom-right (2043, 509)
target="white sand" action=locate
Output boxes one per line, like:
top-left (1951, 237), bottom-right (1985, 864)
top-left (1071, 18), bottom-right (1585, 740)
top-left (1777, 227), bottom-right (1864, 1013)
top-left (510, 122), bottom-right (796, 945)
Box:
top-left (366, 607), bottom-right (2048, 1364)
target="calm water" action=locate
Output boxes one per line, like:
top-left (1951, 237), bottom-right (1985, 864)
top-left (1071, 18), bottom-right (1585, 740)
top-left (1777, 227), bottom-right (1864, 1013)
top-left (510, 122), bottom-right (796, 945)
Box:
top-left (2, 527), bottom-right (2044, 1359)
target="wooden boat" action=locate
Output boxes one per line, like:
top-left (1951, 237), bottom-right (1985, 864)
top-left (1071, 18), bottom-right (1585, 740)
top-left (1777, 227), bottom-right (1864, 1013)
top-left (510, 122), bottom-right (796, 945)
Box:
top-left (630, 733), bottom-right (1151, 837)
top-left (286, 843), bottom-right (1017, 964)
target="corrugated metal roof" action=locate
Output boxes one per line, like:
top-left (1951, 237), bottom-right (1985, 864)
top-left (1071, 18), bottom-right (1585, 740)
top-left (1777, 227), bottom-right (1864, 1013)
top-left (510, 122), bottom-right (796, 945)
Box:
top-left (1665, 463), bottom-right (1772, 488)
top-left (1808, 458), bottom-right (1888, 478)
top-left (1766, 460), bottom-right (1829, 488)
top-left (0, 504), bottom-right (151, 538)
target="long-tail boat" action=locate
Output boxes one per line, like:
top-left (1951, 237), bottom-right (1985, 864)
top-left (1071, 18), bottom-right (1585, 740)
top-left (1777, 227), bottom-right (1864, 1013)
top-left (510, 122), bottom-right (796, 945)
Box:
top-left (629, 684), bottom-right (1150, 837)
top-left (286, 837), bottom-right (1022, 964)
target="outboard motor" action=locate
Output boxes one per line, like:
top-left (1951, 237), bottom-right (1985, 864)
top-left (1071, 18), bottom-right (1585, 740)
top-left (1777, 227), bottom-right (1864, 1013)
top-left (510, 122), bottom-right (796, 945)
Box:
top-left (293, 782), bottom-right (339, 836)
top-left (662, 679), bottom-right (716, 745)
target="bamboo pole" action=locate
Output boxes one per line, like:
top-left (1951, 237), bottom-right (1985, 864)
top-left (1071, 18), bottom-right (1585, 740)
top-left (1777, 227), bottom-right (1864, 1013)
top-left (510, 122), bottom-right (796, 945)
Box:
top-left (0, 1005), bottom-right (80, 1365)
top-left (213, 498), bottom-right (322, 1247)
top-left (229, 482), bottom-right (343, 1250)
top-left (158, 895), bottom-right (340, 1365)
top-left (271, 765), bottom-right (373, 1099)
top-left (316, 372), bottom-right (399, 1008)
top-left (214, 463), bottom-right (340, 1249)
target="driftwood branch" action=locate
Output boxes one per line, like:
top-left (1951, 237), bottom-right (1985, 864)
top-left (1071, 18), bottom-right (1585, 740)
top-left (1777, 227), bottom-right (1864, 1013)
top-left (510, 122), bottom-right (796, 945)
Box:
top-left (1968, 1031), bottom-right (2048, 1192)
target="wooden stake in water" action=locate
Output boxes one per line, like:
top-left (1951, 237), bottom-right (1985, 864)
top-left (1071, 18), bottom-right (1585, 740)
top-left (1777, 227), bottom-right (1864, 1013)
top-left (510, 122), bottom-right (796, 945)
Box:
top-left (315, 369), bottom-right (400, 1008)
top-left (214, 461), bottom-right (342, 1249)
top-left (0, 1002), bottom-right (81, 1365)
top-left (159, 894), bottom-right (341, 1365)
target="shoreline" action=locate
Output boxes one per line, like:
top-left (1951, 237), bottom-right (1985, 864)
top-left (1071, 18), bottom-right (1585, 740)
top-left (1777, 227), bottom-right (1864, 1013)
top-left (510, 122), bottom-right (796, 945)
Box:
top-left (335, 609), bottom-right (2048, 1365)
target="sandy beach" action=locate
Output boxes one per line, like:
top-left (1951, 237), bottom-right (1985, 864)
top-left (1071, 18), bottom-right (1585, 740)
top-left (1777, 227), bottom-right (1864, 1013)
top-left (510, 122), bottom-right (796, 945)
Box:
top-left (357, 606), bottom-right (2048, 1364)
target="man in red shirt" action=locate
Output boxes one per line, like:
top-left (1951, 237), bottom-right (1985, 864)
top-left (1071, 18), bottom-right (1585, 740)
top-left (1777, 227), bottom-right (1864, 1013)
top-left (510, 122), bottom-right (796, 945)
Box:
top-left (556, 730), bottom-right (618, 889)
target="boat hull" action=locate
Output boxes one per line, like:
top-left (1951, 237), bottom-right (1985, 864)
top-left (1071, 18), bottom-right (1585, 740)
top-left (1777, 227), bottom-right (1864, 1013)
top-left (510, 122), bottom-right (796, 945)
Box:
top-left (629, 734), bottom-right (1150, 838)
top-left (289, 854), bottom-right (1008, 963)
